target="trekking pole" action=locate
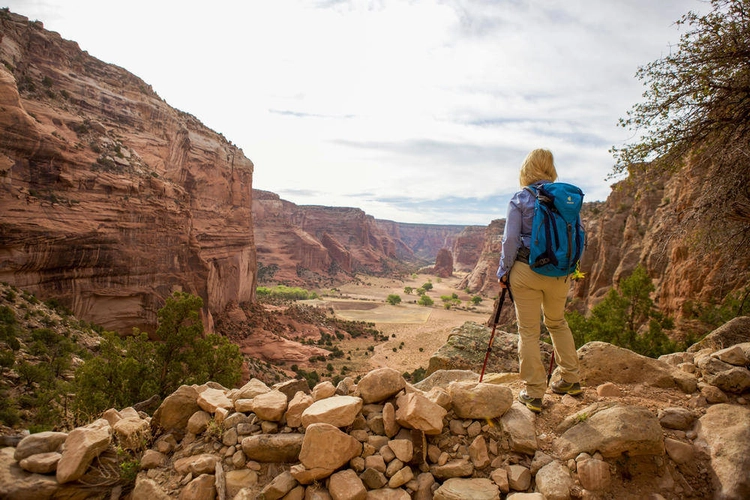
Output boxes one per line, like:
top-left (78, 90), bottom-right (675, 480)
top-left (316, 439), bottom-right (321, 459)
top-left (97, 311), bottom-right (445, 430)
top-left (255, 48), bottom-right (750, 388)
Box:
top-left (479, 286), bottom-right (512, 382)
top-left (546, 351), bottom-right (555, 387)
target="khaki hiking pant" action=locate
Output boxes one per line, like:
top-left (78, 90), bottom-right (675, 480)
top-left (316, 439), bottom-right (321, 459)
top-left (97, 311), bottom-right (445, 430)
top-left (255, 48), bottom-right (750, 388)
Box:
top-left (509, 261), bottom-right (580, 399)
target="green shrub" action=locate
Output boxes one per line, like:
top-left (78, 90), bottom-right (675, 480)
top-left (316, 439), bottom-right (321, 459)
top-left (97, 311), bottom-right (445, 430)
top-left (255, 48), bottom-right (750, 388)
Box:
top-left (418, 295), bottom-right (434, 307)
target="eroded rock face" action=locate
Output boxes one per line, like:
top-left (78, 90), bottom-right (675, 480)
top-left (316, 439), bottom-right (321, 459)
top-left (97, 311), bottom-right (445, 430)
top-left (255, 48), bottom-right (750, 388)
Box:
top-left (0, 13), bottom-right (256, 334)
top-left (458, 219), bottom-right (505, 297)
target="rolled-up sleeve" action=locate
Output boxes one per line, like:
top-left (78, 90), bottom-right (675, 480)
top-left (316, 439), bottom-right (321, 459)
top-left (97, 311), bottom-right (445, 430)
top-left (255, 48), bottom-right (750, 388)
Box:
top-left (497, 196), bottom-right (522, 279)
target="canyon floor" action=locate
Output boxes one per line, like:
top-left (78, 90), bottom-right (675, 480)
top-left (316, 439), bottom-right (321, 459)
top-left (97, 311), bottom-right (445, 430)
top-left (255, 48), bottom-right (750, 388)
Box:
top-left (306, 273), bottom-right (494, 377)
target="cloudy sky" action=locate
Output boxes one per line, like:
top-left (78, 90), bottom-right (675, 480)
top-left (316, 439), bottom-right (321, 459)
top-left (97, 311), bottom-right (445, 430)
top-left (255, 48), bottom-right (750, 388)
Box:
top-left (5, 0), bottom-right (703, 225)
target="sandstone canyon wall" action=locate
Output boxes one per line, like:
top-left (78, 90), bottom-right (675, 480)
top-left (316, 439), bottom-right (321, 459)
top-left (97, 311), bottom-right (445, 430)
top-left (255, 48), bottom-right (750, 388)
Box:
top-left (376, 221), bottom-right (466, 262)
top-left (573, 161), bottom-right (750, 320)
top-left (253, 190), bottom-right (478, 286)
top-left (458, 219), bottom-right (505, 297)
top-left (451, 224), bottom-right (485, 272)
top-left (0, 12), bottom-right (257, 334)
top-left (253, 190), bottom-right (407, 286)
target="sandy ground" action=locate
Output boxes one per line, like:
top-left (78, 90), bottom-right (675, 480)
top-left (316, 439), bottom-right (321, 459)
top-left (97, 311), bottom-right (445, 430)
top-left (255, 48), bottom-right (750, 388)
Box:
top-left (314, 273), bottom-right (497, 375)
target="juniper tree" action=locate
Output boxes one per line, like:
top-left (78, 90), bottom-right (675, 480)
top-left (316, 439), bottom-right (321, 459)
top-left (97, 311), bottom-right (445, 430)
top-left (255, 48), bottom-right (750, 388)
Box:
top-left (612, 0), bottom-right (750, 252)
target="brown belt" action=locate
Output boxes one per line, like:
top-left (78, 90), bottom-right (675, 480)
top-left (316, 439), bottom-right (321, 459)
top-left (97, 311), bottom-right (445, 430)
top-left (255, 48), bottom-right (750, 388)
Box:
top-left (516, 247), bottom-right (530, 264)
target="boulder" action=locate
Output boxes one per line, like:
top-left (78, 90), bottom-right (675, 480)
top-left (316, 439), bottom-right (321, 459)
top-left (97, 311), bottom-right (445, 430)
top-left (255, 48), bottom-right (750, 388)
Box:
top-left (226, 469), bottom-right (259, 498)
top-left (365, 488), bottom-right (411, 500)
top-left (196, 387), bottom-right (232, 413)
top-left (657, 407), bottom-right (696, 430)
top-left (301, 395), bottom-right (363, 428)
top-left (394, 392), bottom-right (447, 435)
top-left (187, 410), bottom-right (212, 435)
top-left (151, 385), bottom-right (201, 436)
top-left (413, 369), bottom-right (478, 392)
top-left (19, 452), bottom-right (61, 474)
top-left (713, 344), bottom-right (749, 366)
top-left (173, 453), bottom-right (217, 475)
top-left (113, 416), bottom-right (150, 451)
top-left (430, 459), bottom-right (474, 480)
top-left (388, 465), bottom-right (414, 488)
top-left (56, 418), bottom-right (113, 484)
top-left (687, 316), bottom-right (750, 352)
top-left (233, 378), bottom-right (271, 401)
top-left (447, 381), bottom-right (513, 419)
top-left (258, 470), bottom-right (298, 500)
top-left (285, 391), bottom-right (314, 428)
top-left (576, 456), bottom-right (610, 491)
top-left (426, 322), bottom-right (546, 376)
top-left (695, 404), bottom-right (750, 499)
top-left (499, 401), bottom-right (538, 455)
top-left (357, 367), bottom-right (406, 403)
top-left (241, 434), bottom-right (304, 463)
top-left (506, 464), bottom-right (531, 491)
top-left (388, 439), bottom-right (414, 463)
top-left (434, 477), bottom-right (499, 500)
top-left (312, 381), bottom-right (337, 401)
top-left (468, 436), bottom-right (490, 468)
top-left (0, 447), bottom-right (59, 498)
top-left (552, 405), bottom-right (664, 460)
top-left (252, 390), bottom-right (289, 422)
top-left (273, 379), bottom-right (310, 401)
top-left (534, 460), bottom-right (574, 500)
top-left (132, 477), bottom-right (171, 500)
top-left (696, 355), bottom-right (750, 394)
top-left (14, 431), bottom-right (68, 461)
top-left (383, 402), bottom-right (400, 437)
top-left (578, 342), bottom-right (687, 390)
top-left (329, 468), bottom-right (367, 500)
top-left (298, 423), bottom-right (362, 478)
top-left (179, 474), bottom-right (215, 500)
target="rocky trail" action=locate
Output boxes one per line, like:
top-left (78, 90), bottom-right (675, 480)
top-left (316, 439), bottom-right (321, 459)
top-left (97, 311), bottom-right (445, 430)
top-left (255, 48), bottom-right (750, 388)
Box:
top-left (2, 317), bottom-right (749, 500)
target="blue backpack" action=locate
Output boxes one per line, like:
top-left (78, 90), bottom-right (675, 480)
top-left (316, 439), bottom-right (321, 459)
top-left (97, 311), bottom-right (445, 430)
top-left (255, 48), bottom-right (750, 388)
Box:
top-left (524, 182), bottom-right (585, 277)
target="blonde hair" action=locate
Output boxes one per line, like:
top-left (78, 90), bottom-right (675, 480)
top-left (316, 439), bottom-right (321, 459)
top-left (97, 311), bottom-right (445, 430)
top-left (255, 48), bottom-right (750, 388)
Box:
top-left (519, 149), bottom-right (558, 187)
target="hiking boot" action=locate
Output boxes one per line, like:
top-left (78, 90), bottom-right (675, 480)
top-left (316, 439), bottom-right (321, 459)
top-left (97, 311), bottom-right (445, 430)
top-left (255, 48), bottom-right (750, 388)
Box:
top-left (518, 390), bottom-right (543, 413)
top-left (551, 379), bottom-right (583, 396)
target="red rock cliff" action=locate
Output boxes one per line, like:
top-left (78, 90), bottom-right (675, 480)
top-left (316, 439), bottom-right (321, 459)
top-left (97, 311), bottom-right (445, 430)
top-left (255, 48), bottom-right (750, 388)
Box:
top-left (253, 190), bottom-right (406, 286)
top-left (0, 12), bottom-right (256, 334)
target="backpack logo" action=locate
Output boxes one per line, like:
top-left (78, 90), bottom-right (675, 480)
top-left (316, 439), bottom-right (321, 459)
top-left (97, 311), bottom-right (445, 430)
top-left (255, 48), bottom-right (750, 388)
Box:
top-left (524, 183), bottom-right (585, 277)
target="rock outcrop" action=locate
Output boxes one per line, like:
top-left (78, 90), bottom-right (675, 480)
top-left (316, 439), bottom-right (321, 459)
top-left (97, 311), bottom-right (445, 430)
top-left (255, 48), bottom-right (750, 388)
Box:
top-left (0, 12), bottom-right (256, 334)
top-left (3, 321), bottom-right (749, 499)
top-left (458, 219), bottom-right (505, 296)
top-left (451, 225), bottom-right (485, 272)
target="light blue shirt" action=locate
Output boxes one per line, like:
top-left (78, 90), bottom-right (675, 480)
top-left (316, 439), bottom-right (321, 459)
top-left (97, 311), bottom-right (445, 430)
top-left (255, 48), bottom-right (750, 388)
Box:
top-left (496, 180), bottom-right (550, 279)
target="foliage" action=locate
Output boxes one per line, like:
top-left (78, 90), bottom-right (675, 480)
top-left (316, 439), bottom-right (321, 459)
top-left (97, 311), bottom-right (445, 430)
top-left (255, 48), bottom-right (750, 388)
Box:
top-left (403, 367), bottom-right (427, 383)
top-left (73, 292), bottom-right (243, 421)
top-left (256, 285), bottom-right (317, 301)
top-left (386, 294), bottom-right (402, 305)
top-left (566, 265), bottom-right (678, 357)
top-left (471, 296), bottom-right (483, 306)
top-left (612, 0), bottom-right (750, 173)
top-left (682, 286), bottom-right (750, 329)
top-left (418, 295), bottom-right (434, 307)
top-left (257, 262), bottom-right (279, 283)
top-left (422, 282), bottom-right (433, 291)
top-left (403, 286), bottom-right (413, 295)
top-left (611, 0), bottom-right (750, 256)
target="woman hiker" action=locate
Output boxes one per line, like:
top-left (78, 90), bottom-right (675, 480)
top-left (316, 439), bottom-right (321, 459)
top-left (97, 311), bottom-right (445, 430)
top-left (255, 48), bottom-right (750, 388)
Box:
top-left (496, 148), bottom-right (582, 413)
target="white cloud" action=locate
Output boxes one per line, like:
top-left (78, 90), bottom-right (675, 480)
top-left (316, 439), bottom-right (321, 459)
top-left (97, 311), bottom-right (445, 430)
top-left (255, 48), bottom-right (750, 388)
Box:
top-left (4, 0), bottom-right (704, 224)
